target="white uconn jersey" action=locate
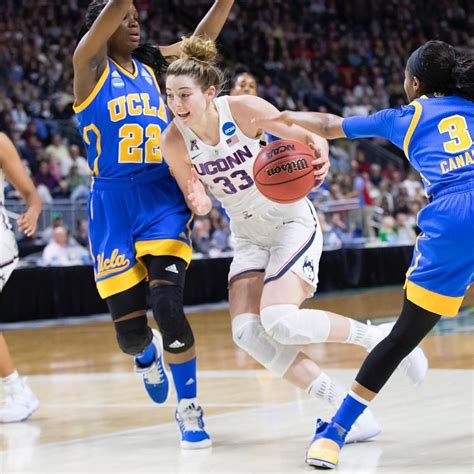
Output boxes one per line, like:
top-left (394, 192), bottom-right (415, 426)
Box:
top-left (174, 96), bottom-right (270, 220)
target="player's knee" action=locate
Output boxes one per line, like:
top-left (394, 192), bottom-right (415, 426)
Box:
top-left (260, 304), bottom-right (330, 345)
top-left (231, 313), bottom-right (298, 377)
top-left (149, 284), bottom-right (194, 353)
top-left (114, 315), bottom-right (152, 355)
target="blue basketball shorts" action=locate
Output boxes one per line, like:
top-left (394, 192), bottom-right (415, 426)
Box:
top-left (88, 169), bottom-right (193, 299)
top-left (404, 185), bottom-right (473, 317)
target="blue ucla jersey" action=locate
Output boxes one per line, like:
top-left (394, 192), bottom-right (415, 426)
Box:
top-left (74, 58), bottom-right (171, 178)
top-left (74, 57), bottom-right (192, 300)
top-left (343, 94), bottom-right (474, 198)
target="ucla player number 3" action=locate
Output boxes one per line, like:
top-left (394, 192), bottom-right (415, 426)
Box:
top-left (118, 123), bottom-right (163, 164)
top-left (438, 115), bottom-right (473, 154)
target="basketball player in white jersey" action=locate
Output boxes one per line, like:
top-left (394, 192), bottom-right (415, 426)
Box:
top-left (161, 36), bottom-right (428, 443)
top-left (0, 133), bottom-right (41, 422)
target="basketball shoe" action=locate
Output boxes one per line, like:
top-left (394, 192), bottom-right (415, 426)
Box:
top-left (175, 398), bottom-right (212, 449)
top-left (134, 329), bottom-right (169, 404)
top-left (0, 377), bottom-right (39, 423)
top-left (306, 420), bottom-right (345, 469)
top-left (368, 322), bottom-right (428, 385)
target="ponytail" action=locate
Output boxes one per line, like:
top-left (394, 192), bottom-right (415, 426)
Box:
top-left (452, 53), bottom-right (474, 102)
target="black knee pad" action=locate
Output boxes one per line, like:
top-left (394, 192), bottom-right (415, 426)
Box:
top-left (106, 281), bottom-right (151, 355)
top-left (114, 315), bottom-right (153, 355)
top-left (149, 283), bottom-right (194, 353)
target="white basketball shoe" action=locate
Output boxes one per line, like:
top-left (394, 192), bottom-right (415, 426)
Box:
top-left (0, 377), bottom-right (39, 423)
top-left (368, 322), bottom-right (428, 386)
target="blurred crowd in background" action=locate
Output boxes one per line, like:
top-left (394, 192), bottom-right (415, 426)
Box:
top-left (1, 0), bottom-right (472, 262)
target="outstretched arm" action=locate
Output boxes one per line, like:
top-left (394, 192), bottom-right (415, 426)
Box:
top-left (0, 134), bottom-right (41, 237)
top-left (255, 110), bottom-right (346, 140)
top-left (230, 96), bottom-right (331, 185)
top-left (159, 0), bottom-right (234, 58)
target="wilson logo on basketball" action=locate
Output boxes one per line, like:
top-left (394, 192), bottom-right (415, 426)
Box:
top-left (266, 143), bottom-right (296, 159)
top-left (266, 159), bottom-right (309, 177)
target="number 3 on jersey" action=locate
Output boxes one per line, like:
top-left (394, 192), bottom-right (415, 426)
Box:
top-left (118, 124), bottom-right (162, 164)
top-left (438, 115), bottom-right (473, 154)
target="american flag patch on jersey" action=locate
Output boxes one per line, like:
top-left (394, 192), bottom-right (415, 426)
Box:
top-left (226, 135), bottom-right (240, 146)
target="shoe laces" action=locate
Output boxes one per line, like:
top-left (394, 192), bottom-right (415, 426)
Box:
top-left (177, 403), bottom-right (205, 433)
top-left (143, 359), bottom-right (165, 385)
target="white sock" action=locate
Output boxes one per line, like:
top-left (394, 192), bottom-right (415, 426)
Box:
top-left (2, 370), bottom-right (20, 385)
top-left (345, 319), bottom-right (378, 350)
top-left (307, 372), bottom-right (346, 407)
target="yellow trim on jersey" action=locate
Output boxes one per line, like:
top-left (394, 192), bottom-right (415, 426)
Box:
top-left (96, 261), bottom-right (147, 299)
top-left (73, 62), bottom-right (110, 113)
top-left (135, 239), bottom-right (192, 265)
top-left (111, 58), bottom-right (138, 79)
top-left (142, 63), bottom-right (168, 122)
top-left (83, 124), bottom-right (102, 176)
top-left (403, 100), bottom-right (423, 159)
top-left (405, 280), bottom-right (464, 317)
top-left (142, 63), bottom-right (161, 93)
top-left (405, 235), bottom-right (422, 279)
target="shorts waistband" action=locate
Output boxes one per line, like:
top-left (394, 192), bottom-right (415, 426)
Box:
top-left (92, 169), bottom-right (168, 190)
top-left (433, 181), bottom-right (474, 200)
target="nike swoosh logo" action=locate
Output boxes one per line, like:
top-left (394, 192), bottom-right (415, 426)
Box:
top-left (191, 153), bottom-right (202, 160)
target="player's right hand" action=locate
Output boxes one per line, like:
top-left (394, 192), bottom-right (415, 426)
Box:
top-left (187, 169), bottom-right (212, 216)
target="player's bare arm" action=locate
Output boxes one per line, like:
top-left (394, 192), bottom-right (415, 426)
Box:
top-left (73, 0), bottom-right (134, 104)
top-left (230, 96), bottom-right (330, 184)
top-left (159, 0), bottom-right (234, 58)
top-left (257, 111), bottom-right (346, 140)
top-left (0, 133), bottom-right (41, 237)
top-left (162, 125), bottom-right (212, 216)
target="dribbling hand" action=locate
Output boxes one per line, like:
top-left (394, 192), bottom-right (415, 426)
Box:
top-left (309, 142), bottom-right (330, 188)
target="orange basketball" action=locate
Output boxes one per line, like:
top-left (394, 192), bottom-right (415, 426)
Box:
top-left (253, 139), bottom-right (315, 203)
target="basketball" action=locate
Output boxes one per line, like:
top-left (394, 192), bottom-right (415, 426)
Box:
top-left (253, 139), bottom-right (315, 203)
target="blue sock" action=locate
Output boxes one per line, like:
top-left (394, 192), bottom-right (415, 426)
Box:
top-left (169, 357), bottom-right (197, 401)
top-left (331, 392), bottom-right (369, 434)
top-left (135, 342), bottom-right (156, 367)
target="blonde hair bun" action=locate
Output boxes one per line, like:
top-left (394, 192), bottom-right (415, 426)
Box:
top-left (180, 35), bottom-right (218, 65)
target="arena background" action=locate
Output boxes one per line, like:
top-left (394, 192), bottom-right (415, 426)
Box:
top-left (0, 1), bottom-right (472, 473)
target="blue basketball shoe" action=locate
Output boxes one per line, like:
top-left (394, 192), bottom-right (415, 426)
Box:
top-left (134, 329), bottom-right (170, 404)
top-left (306, 419), bottom-right (346, 469)
top-left (175, 398), bottom-right (212, 449)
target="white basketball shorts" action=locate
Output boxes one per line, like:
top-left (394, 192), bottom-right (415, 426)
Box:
top-left (228, 198), bottom-right (323, 294)
top-left (0, 224), bottom-right (19, 292)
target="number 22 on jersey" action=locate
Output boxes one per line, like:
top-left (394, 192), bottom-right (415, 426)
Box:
top-left (118, 124), bottom-right (162, 164)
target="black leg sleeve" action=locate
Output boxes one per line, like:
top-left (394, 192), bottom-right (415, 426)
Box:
top-left (355, 295), bottom-right (441, 393)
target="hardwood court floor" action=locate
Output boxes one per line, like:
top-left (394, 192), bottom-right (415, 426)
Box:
top-left (0, 287), bottom-right (473, 473)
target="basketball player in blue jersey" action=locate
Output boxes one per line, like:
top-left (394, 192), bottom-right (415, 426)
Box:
top-left (257, 39), bottom-right (474, 468)
top-left (72, 0), bottom-right (234, 449)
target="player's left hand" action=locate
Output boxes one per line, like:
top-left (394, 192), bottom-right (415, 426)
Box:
top-left (309, 142), bottom-right (330, 188)
top-left (17, 210), bottom-right (38, 237)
